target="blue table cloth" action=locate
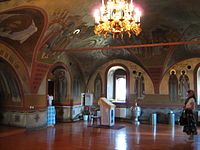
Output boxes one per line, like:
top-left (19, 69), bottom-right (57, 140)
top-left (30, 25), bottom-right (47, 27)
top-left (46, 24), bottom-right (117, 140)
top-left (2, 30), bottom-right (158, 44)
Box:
top-left (47, 106), bottom-right (56, 126)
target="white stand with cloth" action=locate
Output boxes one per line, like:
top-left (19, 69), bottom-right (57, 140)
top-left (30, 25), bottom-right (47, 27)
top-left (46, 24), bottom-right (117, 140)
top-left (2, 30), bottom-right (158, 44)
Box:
top-left (98, 97), bottom-right (116, 126)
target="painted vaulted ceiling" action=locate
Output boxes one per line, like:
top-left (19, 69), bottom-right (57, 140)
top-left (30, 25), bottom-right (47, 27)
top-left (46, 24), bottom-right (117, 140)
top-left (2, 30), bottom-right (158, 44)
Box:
top-left (0, 0), bottom-right (200, 79)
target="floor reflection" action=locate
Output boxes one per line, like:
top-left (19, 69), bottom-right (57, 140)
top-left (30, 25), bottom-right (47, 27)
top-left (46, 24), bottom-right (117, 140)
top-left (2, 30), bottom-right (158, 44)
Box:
top-left (152, 125), bottom-right (157, 140)
top-left (0, 122), bottom-right (197, 150)
top-left (47, 127), bottom-right (56, 150)
top-left (135, 124), bottom-right (141, 144)
top-left (171, 125), bottom-right (175, 141)
top-left (115, 130), bottom-right (127, 150)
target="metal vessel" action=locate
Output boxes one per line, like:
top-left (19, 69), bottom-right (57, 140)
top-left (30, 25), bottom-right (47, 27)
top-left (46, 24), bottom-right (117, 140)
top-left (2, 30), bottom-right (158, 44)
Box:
top-left (131, 102), bottom-right (141, 125)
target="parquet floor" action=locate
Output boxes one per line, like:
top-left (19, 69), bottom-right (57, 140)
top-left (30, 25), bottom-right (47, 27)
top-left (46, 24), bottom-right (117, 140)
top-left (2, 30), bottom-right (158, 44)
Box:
top-left (0, 121), bottom-right (200, 150)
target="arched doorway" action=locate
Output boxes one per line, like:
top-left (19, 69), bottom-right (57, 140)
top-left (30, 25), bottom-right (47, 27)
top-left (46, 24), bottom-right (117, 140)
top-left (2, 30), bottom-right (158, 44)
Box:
top-left (47, 67), bottom-right (68, 104)
top-left (47, 64), bottom-right (74, 122)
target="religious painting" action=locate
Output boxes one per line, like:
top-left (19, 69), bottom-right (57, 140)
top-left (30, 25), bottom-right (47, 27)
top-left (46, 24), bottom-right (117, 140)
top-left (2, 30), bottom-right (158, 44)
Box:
top-left (53, 68), bottom-right (67, 102)
top-left (179, 70), bottom-right (190, 100)
top-left (73, 78), bottom-right (81, 100)
top-left (134, 72), bottom-right (145, 100)
top-left (94, 74), bottom-right (102, 101)
top-left (168, 69), bottom-right (178, 102)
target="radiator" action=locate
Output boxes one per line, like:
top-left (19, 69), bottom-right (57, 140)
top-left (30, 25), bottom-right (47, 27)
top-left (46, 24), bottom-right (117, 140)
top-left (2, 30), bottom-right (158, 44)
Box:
top-left (115, 108), bottom-right (127, 118)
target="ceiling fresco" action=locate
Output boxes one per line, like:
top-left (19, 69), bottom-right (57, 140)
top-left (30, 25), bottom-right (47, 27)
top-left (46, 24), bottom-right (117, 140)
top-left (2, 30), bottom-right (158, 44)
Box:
top-left (0, 0), bottom-right (200, 76)
top-left (0, 6), bottom-right (46, 66)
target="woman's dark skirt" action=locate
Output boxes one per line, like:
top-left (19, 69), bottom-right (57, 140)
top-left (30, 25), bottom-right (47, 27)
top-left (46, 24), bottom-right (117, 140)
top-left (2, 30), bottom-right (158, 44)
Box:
top-left (183, 109), bottom-right (198, 135)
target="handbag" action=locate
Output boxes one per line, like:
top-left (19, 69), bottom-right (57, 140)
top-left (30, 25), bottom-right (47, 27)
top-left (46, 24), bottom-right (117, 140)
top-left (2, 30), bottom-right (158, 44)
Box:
top-left (179, 109), bottom-right (187, 126)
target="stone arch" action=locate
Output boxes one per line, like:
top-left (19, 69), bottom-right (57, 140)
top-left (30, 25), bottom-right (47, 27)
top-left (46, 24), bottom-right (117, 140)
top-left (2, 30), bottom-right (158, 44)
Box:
top-left (88, 59), bottom-right (154, 105)
top-left (0, 43), bottom-right (29, 93)
top-left (161, 58), bottom-right (200, 94)
top-left (0, 58), bottom-right (24, 105)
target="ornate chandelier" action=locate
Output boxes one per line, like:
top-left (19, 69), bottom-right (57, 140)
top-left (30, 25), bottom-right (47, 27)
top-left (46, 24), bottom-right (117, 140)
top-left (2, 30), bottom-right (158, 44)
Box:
top-left (93, 0), bottom-right (142, 38)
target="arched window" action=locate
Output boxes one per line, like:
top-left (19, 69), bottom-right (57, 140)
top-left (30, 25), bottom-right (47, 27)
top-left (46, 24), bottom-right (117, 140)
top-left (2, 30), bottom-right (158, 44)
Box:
top-left (115, 76), bottom-right (126, 101)
top-left (107, 66), bottom-right (127, 103)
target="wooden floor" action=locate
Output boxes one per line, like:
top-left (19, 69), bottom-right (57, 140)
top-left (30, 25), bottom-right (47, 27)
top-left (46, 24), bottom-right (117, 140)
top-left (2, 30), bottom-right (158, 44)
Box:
top-left (0, 121), bottom-right (200, 150)
top-left (0, 125), bottom-right (25, 138)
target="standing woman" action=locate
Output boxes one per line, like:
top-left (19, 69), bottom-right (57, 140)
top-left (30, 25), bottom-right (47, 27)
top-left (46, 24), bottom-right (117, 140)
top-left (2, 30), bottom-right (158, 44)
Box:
top-left (183, 90), bottom-right (198, 141)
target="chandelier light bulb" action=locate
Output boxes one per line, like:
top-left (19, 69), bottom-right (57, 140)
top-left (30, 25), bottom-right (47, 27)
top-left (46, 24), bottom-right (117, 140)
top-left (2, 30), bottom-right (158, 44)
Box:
top-left (94, 9), bottom-right (100, 23)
